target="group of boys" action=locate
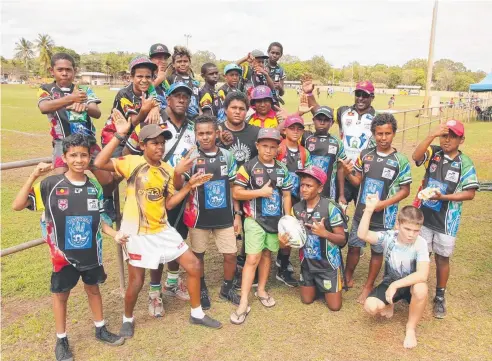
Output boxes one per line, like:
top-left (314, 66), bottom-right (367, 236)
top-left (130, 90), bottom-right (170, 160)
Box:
top-left (14, 40), bottom-right (479, 360)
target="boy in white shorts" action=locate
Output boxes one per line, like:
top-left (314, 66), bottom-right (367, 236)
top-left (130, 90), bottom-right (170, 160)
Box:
top-left (94, 111), bottom-right (222, 337)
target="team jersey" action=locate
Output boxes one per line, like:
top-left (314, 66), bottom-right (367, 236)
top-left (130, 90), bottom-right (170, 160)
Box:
top-left (337, 106), bottom-right (376, 162)
top-left (164, 73), bottom-right (200, 118)
top-left (198, 83), bottom-right (226, 122)
top-left (416, 146), bottom-right (479, 236)
top-left (112, 155), bottom-right (175, 235)
top-left (376, 231), bottom-right (429, 283)
top-left (247, 109), bottom-right (279, 129)
top-left (235, 157), bottom-right (293, 233)
top-left (293, 197), bottom-right (344, 272)
top-left (28, 175), bottom-right (107, 272)
top-left (218, 123), bottom-right (260, 168)
top-left (276, 141), bottom-right (312, 202)
top-left (304, 133), bottom-right (347, 199)
top-left (126, 115), bottom-right (195, 168)
top-left (217, 83), bottom-right (241, 100)
top-left (241, 63), bottom-right (279, 104)
top-left (266, 63), bottom-right (286, 103)
top-left (183, 148), bottom-right (237, 229)
top-left (38, 83), bottom-right (101, 141)
top-left (354, 148), bottom-right (412, 229)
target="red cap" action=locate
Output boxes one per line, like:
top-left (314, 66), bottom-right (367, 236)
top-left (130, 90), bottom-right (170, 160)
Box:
top-left (355, 81), bottom-right (375, 94)
top-left (296, 166), bottom-right (327, 186)
top-left (446, 119), bottom-right (464, 137)
top-left (284, 115), bottom-right (305, 129)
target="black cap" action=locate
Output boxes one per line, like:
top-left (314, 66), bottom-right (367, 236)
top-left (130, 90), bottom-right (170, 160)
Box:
top-left (149, 43), bottom-right (170, 57)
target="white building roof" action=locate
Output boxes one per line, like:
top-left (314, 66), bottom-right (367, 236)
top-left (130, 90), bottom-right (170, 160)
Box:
top-left (79, 72), bottom-right (108, 76)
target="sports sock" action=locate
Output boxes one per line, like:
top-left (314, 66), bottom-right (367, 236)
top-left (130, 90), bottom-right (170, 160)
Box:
top-left (94, 320), bottom-right (105, 328)
top-left (123, 315), bottom-right (134, 323)
top-left (280, 253), bottom-right (290, 270)
top-left (149, 283), bottom-right (161, 292)
top-left (222, 279), bottom-right (233, 293)
top-left (191, 306), bottom-right (205, 319)
top-left (436, 287), bottom-right (446, 298)
top-left (200, 277), bottom-right (207, 291)
top-left (166, 271), bottom-right (179, 286)
top-left (57, 333), bottom-right (67, 339)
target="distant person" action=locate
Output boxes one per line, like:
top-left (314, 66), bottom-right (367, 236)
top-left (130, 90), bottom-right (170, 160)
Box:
top-left (199, 63), bottom-right (226, 123)
top-left (388, 95), bottom-right (395, 109)
top-left (218, 63), bottom-right (243, 98)
top-left (266, 42), bottom-right (286, 105)
top-left (316, 87), bottom-right (320, 98)
top-left (149, 43), bottom-right (171, 108)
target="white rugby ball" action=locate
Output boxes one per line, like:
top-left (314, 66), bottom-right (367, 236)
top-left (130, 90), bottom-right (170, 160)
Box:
top-left (278, 215), bottom-right (307, 249)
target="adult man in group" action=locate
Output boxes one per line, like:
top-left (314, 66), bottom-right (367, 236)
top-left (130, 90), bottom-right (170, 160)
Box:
top-left (124, 82), bottom-right (196, 317)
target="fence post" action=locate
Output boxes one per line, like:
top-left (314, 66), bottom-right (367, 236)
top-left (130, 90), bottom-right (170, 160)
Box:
top-left (429, 107), bottom-right (433, 134)
top-left (416, 110), bottom-right (421, 141)
top-left (113, 183), bottom-right (126, 297)
top-left (401, 111), bottom-right (407, 150)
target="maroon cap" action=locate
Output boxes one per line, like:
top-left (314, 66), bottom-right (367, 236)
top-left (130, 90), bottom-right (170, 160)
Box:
top-left (284, 115), bottom-right (305, 129)
top-left (257, 128), bottom-right (282, 143)
top-left (296, 166), bottom-right (327, 186)
top-left (446, 119), bottom-right (465, 137)
top-left (355, 81), bottom-right (375, 94)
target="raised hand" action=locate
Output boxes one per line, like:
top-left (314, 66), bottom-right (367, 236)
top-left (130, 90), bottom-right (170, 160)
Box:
top-left (431, 123), bottom-right (449, 138)
top-left (364, 193), bottom-right (380, 212)
top-left (338, 158), bottom-right (354, 176)
top-left (112, 108), bottom-right (131, 135)
top-left (140, 93), bottom-right (156, 113)
top-left (71, 86), bottom-right (88, 103)
top-left (298, 93), bottom-right (313, 115)
top-left (145, 106), bottom-right (161, 124)
top-left (218, 125), bottom-right (234, 146)
top-left (305, 217), bottom-right (328, 238)
top-left (31, 162), bottom-right (53, 178)
top-left (175, 147), bottom-right (198, 175)
top-left (301, 74), bottom-right (314, 94)
top-left (189, 173), bottom-right (213, 189)
top-left (273, 105), bottom-right (289, 123)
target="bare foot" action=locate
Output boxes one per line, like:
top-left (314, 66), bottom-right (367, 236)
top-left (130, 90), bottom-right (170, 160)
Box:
top-left (357, 285), bottom-right (373, 304)
top-left (404, 328), bottom-right (418, 349)
top-left (345, 277), bottom-right (354, 289)
top-left (380, 304), bottom-right (394, 318)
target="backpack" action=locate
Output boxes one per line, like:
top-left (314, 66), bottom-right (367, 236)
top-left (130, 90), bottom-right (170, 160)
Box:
top-left (277, 141), bottom-right (308, 168)
top-left (323, 199), bottom-right (349, 248)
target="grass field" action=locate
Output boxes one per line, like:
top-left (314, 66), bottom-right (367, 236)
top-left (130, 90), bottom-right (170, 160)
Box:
top-left (1, 85), bottom-right (492, 361)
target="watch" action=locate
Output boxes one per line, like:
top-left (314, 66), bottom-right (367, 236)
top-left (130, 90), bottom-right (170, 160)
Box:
top-left (234, 210), bottom-right (243, 216)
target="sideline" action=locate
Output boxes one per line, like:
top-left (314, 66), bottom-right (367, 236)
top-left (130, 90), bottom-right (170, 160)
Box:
top-left (0, 129), bottom-right (49, 137)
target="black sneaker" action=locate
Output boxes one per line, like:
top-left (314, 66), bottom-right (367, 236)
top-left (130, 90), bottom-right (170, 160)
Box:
top-left (189, 314), bottom-right (223, 329)
top-left (433, 296), bottom-right (447, 319)
top-left (119, 321), bottom-right (134, 339)
top-left (200, 289), bottom-right (211, 310)
top-left (276, 269), bottom-right (299, 287)
top-left (219, 287), bottom-right (241, 305)
top-left (55, 337), bottom-right (73, 361)
top-left (95, 325), bottom-right (125, 346)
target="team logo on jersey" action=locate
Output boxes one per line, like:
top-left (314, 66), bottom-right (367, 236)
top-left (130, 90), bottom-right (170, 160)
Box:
top-left (254, 168), bottom-right (264, 174)
top-left (138, 187), bottom-right (164, 201)
top-left (430, 164), bottom-right (437, 173)
top-left (377, 158), bottom-right (383, 162)
top-left (256, 177), bottom-right (264, 186)
top-left (297, 160), bottom-right (302, 169)
top-left (56, 187), bottom-right (69, 196)
top-left (221, 165), bottom-right (228, 176)
top-left (220, 156), bottom-right (225, 162)
top-left (52, 91), bottom-right (61, 99)
top-left (87, 187), bottom-right (97, 195)
top-left (329, 138), bottom-right (337, 144)
top-left (320, 138), bottom-right (327, 142)
top-left (364, 164), bottom-right (371, 173)
top-left (328, 145), bottom-right (337, 154)
top-left (204, 180), bottom-right (226, 209)
top-left (58, 199), bottom-right (68, 211)
top-left (87, 199), bottom-right (99, 211)
top-left (65, 216), bottom-right (92, 250)
top-left (308, 144), bottom-right (315, 151)
top-left (445, 170), bottom-right (459, 183)
top-left (382, 168), bottom-right (395, 180)
top-left (74, 188), bottom-right (82, 194)
top-left (323, 280), bottom-right (332, 290)
top-left (451, 161), bottom-right (460, 168)
top-left (345, 119), bottom-right (353, 126)
top-left (432, 155), bottom-right (441, 162)
top-left (261, 189), bottom-right (281, 216)
top-left (308, 138), bottom-right (316, 142)
top-left (386, 159), bottom-right (398, 167)
top-left (209, 158), bottom-right (216, 163)
top-left (313, 212), bottom-right (321, 220)
top-left (366, 155), bottom-right (374, 162)
top-left (276, 177), bottom-right (283, 187)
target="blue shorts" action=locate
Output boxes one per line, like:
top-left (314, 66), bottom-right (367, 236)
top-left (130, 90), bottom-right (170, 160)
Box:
top-left (348, 218), bottom-right (385, 254)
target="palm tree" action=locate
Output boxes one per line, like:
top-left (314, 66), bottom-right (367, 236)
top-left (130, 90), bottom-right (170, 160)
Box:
top-left (14, 37), bottom-right (35, 73)
top-left (35, 34), bottom-right (55, 75)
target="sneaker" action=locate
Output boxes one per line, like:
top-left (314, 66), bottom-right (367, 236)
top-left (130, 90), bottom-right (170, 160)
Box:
top-left (55, 337), bottom-right (73, 361)
top-left (200, 289), bottom-right (211, 310)
top-left (103, 198), bottom-right (117, 222)
top-left (276, 269), bottom-right (299, 287)
top-left (219, 287), bottom-right (241, 305)
top-left (275, 258), bottom-right (294, 272)
top-left (148, 290), bottom-right (164, 317)
top-left (433, 296), bottom-right (447, 319)
top-left (95, 325), bottom-right (125, 346)
top-left (189, 315), bottom-right (223, 329)
top-left (163, 275), bottom-right (190, 301)
top-left (119, 321), bottom-right (134, 339)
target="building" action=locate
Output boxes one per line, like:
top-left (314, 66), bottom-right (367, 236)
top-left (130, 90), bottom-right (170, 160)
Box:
top-left (77, 72), bottom-right (111, 86)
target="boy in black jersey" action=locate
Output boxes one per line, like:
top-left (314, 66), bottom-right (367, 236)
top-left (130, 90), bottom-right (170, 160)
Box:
top-left (13, 134), bottom-right (125, 361)
top-left (218, 63), bottom-right (243, 99)
top-left (199, 63), bottom-right (225, 122)
top-left (176, 115), bottom-right (241, 309)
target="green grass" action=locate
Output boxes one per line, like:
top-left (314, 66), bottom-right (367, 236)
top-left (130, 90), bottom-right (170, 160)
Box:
top-left (1, 85), bottom-right (492, 361)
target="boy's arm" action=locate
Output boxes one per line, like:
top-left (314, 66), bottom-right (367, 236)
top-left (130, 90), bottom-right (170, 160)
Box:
top-left (12, 162), bottom-right (52, 211)
top-left (300, 77), bottom-right (320, 113)
top-left (356, 194), bottom-right (380, 245)
top-left (232, 182), bottom-right (272, 201)
top-left (129, 95), bottom-right (155, 126)
top-left (431, 189), bottom-right (476, 202)
top-left (236, 53), bottom-right (252, 65)
top-left (38, 87), bottom-right (86, 114)
top-left (87, 103), bottom-right (101, 119)
top-left (375, 184), bottom-right (410, 212)
top-left (337, 167), bottom-right (346, 203)
top-left (412, 124), bottom-right (448, 163)
top-left (166, 173), bottom-right (212, 210)
top-left (282, 190), bottom-right (292, 215)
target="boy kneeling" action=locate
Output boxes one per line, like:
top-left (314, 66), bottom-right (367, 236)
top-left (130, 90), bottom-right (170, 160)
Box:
top-left (357, 194), bottom-right (429, 349)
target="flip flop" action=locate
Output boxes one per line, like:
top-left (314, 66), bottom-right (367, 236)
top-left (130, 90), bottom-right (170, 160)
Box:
top-left (230, 306), bottom-right (251, 325)
top-left (254, 291), bottom-right (276, 308)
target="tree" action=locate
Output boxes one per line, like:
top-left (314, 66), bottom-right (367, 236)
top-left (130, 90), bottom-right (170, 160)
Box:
top-left (14, 37), bottom-right (35, 72)
top-left (191, 50), bottom-right (217, 76)
top-left (80, 53), bottom-right (104, 72)
top-left (453, 73), bottom-right (475, 91)
top-left (52, 46), bottom-right (81, 66)
top-left (387, 67), bottom-right (402, 88)
top-left (281, 54), bottom-right (300, 64)
top-left (401, 69), bottom-right (417, 85)
top-left (414, 68), bottom-right (426, 88)
top-left (436, 69), bottom-right (454, 91)
top-left (283, 62), bottom-right (309, 81)
top-left (308, 55), bottom-right (330, 80)
top-left (35, 34), bottom-right (55, 76)
top-left (370, 71), bottom-right (389, 85)
top-left (434, 58), bottom-right (467, 74)
top-left (403, 58), bottom-right (427, 70)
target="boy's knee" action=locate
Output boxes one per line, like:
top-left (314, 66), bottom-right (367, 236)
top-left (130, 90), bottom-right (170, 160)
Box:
top-left (223, 253), bottom-right (236, 264)
top-left (187, 257), bottom-right (201, 277)
top-left (411, 283), bottom-right (428, 301)
top-left (246, 254), bottom-right (261, 266)
top-left (84, 284), bottom-right (101, 296)
top-left (327, 303), bottom-right (342, 312)
top-left (301, 296), bottom-right (314, 305)
top-left (53, 292), bottom-right (70, 302)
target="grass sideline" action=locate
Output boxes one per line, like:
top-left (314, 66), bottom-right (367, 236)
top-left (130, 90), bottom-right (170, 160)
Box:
top-left (1, 85), bottom-right (491, 361)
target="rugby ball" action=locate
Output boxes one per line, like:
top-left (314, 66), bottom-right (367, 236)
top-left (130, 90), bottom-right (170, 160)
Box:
top-left (278, 215), bottom-right (307, 249)
top-left (418, 187), bottom-right (439, 201)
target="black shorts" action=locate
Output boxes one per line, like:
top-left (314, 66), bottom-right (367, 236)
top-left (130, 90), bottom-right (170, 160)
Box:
top-left (51, 265), bottom-right (107, 293)
top-left (368, 281), bottom-right (411, 305)
top-left (167, 201), bottom-right (188, 240)
top-left (299, 265), bottom-right (342, 293)
top-left (343, 178), bottom-right (360, 204)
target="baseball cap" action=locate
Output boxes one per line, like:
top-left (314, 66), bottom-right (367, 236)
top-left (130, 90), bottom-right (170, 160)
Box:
top-left (257, 128), bottom-right (282, 143)
top-left (284, 115), bottom-right (305, 128)
top-left (251, 49), bottom-right (268, 59)
top-left (355, 81), bottom-right (375, 95)
top-left (296, 166), bottom-right (327, 186)
top-left (166, 82), bottom-right (193, 97)
top-left (149, 43), bottom-right (170, 57)
top-left (138, 124), bottom-right (173, 142)
top-left (446, 119), bottom-right (465, 137)
top-left (129, 55), bottom-right (157, 73)
top-left (251, 85), bottom-right (273, 101)
top-left (313, 106), bottom-right (334, 120)
top-left (224, 63), bottom-right (243, 75)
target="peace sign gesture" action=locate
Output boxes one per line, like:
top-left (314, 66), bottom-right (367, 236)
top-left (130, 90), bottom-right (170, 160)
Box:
top-left (175, 147), bottom-right (198, 175)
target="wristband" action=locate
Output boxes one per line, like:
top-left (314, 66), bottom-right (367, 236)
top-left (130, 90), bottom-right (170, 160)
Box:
top-left (115, 133), bottom-right (127, 142)
top-left (306, 92), bottom-right (313, 97)
top-left (234, 210), bottom-right (243, 216)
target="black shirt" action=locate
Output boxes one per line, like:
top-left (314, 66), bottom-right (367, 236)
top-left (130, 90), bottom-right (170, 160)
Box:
top-left (218, 123), bottom-right (260, 168)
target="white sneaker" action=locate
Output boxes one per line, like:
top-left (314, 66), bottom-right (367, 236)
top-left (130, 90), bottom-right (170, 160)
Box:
top-left (163, 276), bottom-right (190, 301)
top-left (148, 290), bottom-right (164, 317)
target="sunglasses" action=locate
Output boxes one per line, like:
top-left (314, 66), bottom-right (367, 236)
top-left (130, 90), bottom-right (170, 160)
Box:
top-left (354, 90), bottom-right (371, 98)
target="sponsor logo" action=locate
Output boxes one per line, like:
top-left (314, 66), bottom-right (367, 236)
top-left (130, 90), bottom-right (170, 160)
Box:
top-left (220, 165), bottom-right (228, 176)
top-left (308, 144), bottom-right (315, 151)
top-left (377, 158), bottom-right (384, 162)
top-left (58, 199), bottom-right (68, 211)
top-left (209, 158), bottom-right (216, 163)
top-left (87, 187), bottom-right (97, 195)
top-left (328, 145), bottom-right (337, 154)
top-left (320, 138), bottom-right (327, 142)
top-left (74, 188), bottom-right (82, 194)
top-left (430, 163), bottom-right (437, 173)
top-left (451, 161), bottom-right (460, 168)
top-left (382, 168), bottom-right (395, 180)
top-left (345, 119), bottom-right (353, 126)
top-left (366, 155), bottom-right (374, 162)
top-left (276, 177), bottom-right (283, 186)
top-left (65, 215), bottom-right (92, 250)
top-left (138, 187), bottom-right (164, 201)
top-left (129, 253), bottom-right (142, 260)
top-left (445, 170), bottom-right (459, 183)
top-left (364, 164), bottom-right (371, 173)
top-left (56, 187), bottom-right (69, 196)
top-left (87, 199), bottom-right (99, 211)
top-left (323, 279), bottom-right (332, 290)
top-left (386, 159), bottom-right (398, 167)
top-left (220, 156), bottom-right (225, 162)
top-left (267, 168), bottom-right (273, 173)
top-left (329, 138), bottom-right (337, 144)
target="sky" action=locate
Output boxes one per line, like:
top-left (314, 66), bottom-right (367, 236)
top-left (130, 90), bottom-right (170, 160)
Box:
top-left (1, 0), bottom-right (491, 72)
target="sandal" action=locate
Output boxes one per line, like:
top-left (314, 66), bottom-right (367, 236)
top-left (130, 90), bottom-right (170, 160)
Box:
top-left (254, 291), bottom-right (276, 308)
top-left (230, 306), bottom-right (251, 325)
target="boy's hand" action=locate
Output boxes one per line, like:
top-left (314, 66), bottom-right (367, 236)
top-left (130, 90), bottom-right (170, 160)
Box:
top-left (305, 217), bottom-right (328, 238)
top-left (364, 193), bottom-right (380, 212)
top-left (175, 147), bottom-right (198, 175)
top-left (31, 162), bottom-right (53, 178)
top-left (234, 215), bottom-right (242, 236)
top-left (258, 180), bottom-right (273, 198)
top-left (157, 63), bottom-right (167, 78)
top-left (298, 93), bottom-right (313, 115)
top-left (145, 106), bottom-right (161, 124)
top-left (301, 74), bottom-right (314, 94)
top-left (273, 105), bottom-right (289, 123)
top-left (247, 52), bottom-right (254, 63)
top-left (140, 94), bottom-right (156, 113)
top-left (70, 87), bottom-right (88, 103)
top-left (189, 173), bottom-right (213, 189)
top-left (66, 102), bottom-right (88, 113)
top-left (428, 189), bottom-right (443, 200)
top-left (218, 125), bottom-right (234, 146)
top-left (431, 124), bottom-right (449, 138)
top-left (338, 159), bottom-right (354, 176)
top-left (112, 108), bottom-right (131, 136)
top-left (114, 231), bottom-right (129, 245)
top-left (273, 81), bottom-right (282, 90)
top-left (254, 64), bottom-right (267, 75)
top-left (278, 233), bottom-right (290, 248)
top-left (385, 283), bottom-right (397, 304)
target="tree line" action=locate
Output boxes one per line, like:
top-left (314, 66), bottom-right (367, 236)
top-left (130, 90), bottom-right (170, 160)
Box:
top-left (2, 34), bottom-right (486, 91)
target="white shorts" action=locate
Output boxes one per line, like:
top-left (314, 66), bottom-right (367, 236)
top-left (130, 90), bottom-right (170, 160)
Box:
top-left (123, 227), bottom-right (189, 269)
top-left (420, 225), bottom-right (456, 257)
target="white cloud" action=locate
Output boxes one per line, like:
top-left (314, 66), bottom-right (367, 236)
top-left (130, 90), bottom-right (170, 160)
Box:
top-left (1, 0), bottom-right (491, 72)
